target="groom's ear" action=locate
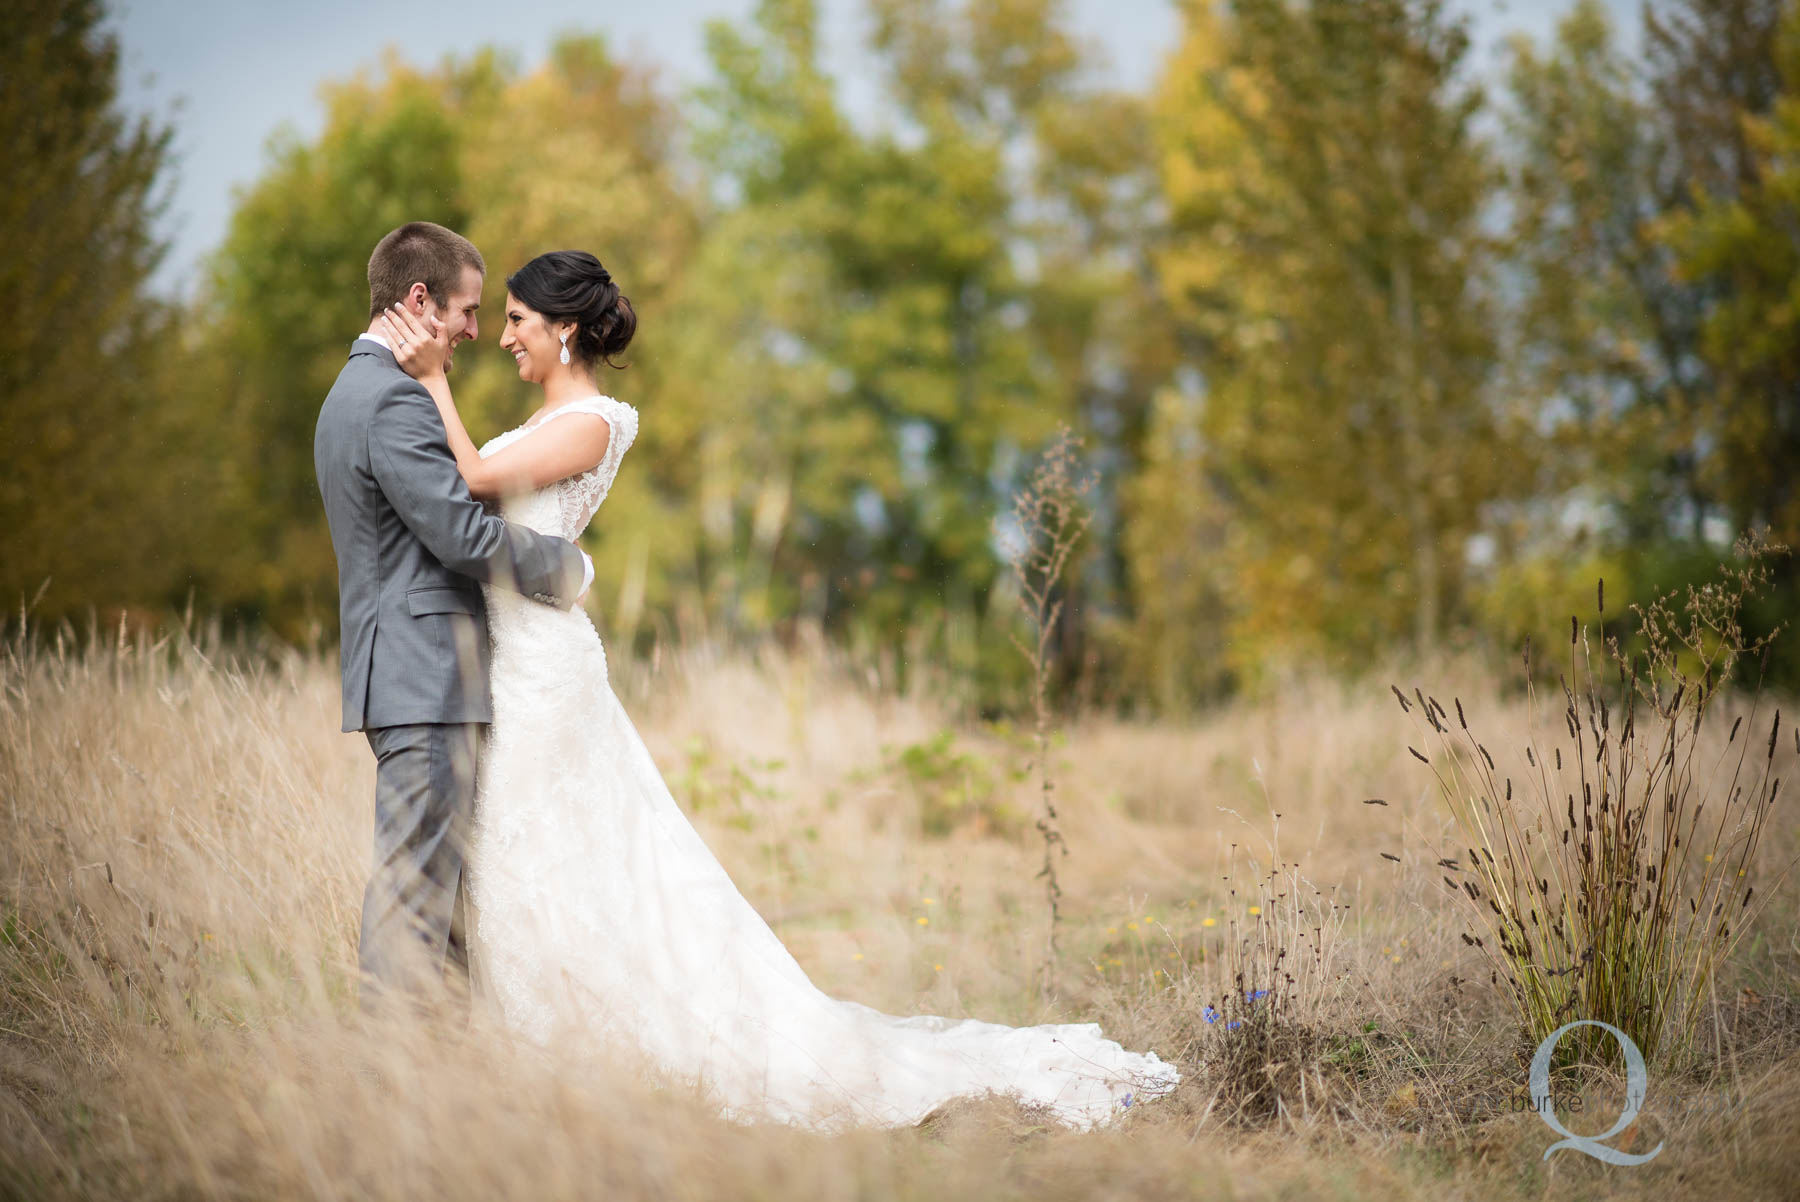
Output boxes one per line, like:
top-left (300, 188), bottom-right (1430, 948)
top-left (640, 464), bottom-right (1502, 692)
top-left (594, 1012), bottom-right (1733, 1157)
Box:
top-left (405, 282), bottom-right (430, 313)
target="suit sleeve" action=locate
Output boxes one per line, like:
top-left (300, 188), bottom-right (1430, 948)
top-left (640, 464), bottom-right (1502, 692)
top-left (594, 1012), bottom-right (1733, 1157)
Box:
top-left (367, 379), bottom-right (586, 605)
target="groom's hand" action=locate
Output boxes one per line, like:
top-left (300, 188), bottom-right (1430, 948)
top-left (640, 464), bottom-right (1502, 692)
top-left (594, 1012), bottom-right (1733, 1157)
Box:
top-left (380, 302), bottom-right (450, 381)
top-left (575, 549), bottom-right (594, 610)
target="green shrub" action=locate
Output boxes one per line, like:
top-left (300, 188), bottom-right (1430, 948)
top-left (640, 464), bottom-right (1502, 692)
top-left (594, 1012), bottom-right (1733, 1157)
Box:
top-left (881, 731), bottom-right (1023, 839)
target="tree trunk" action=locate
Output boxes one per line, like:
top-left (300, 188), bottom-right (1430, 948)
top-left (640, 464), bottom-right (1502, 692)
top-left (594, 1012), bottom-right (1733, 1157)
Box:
top-left (1391, 247), bottom-right (1439, 654)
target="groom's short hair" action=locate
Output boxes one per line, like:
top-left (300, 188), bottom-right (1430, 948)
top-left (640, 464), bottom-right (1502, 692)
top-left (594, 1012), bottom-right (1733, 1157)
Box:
top-left (368, 222), bottom-right (486, 318)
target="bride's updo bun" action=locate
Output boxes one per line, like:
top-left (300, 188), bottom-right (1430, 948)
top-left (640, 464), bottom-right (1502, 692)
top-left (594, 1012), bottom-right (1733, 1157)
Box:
top-left (506, 250), bottom-right (636, 370)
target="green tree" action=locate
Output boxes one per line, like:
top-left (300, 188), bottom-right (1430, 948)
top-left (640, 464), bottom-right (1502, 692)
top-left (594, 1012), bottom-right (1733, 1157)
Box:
top-left (867, 0), bottom-right (1178, 700)
top-left (1141, 0), bottom-right (1511, 695)
top-left (1491, 0), bottom-right (1793, 678)
top-left (1517, 0), bottom-right (1784, 548)
top-left (0, 0), bottom-right (201, 624)
top-left (692, 0), bottom-right (1168, 705)
top-left (1646, 0), bottom-right (1786, 202)
top-left (695, 0), bottom-right (1049, 656)
top-left (1467, 0), bottom-right (1671, 654)
top-left (1648, 0), bottom-right (1794, 546)
top-left (1657, 5), bottom-right (1800, 673)
top-left (1503, 0), bottom-right (1661, 515)
top-left (1632, 0), bottom-right (1783, 543)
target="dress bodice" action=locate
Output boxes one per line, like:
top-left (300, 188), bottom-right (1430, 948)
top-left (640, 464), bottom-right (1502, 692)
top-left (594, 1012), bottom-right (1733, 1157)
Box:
top-left (478, 396), bottom-right (638, 541)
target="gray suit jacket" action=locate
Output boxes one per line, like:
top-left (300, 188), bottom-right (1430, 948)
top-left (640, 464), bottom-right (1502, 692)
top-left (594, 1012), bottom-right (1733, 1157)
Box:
top-left (314, 339), bottom-right (585, 732)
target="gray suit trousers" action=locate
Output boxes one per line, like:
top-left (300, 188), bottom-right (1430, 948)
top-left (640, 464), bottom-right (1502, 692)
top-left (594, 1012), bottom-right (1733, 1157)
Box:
top-left (360, 722), bottom-right (480, 1010)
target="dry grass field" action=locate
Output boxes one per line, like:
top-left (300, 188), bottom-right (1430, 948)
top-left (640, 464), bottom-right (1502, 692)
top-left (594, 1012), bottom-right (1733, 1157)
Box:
top-left (2, 621), bottom-right (1797, 1201)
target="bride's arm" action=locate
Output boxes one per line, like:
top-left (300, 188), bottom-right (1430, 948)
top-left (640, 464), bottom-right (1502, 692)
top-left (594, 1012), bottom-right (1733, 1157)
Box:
top-left (468, 414), bottom-right (613, 497)
top-left (380, 306), bottom-right (613, 499)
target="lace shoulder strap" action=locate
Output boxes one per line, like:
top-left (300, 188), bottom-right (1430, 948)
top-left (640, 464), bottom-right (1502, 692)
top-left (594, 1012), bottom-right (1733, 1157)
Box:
top-left (531, 397), bottom-right (638, 469)
top-left (535, 396), bottom-right (639, 538)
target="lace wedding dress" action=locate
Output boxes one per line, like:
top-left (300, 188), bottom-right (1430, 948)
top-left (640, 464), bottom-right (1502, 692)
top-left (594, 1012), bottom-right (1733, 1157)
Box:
top-left (464, 395), bottom-right (1180, 1131)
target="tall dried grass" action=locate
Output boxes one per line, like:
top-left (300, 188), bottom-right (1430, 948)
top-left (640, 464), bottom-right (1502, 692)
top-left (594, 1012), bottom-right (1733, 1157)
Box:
top-left (1402, 540), bottom-right (1795, 1068)
top-left (2, 615), bottom-right (1798, 1201)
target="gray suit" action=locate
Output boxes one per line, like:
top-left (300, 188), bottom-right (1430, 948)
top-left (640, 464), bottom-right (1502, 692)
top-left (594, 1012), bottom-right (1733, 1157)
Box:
top-left (314, 338), bottom-right (585, 1005)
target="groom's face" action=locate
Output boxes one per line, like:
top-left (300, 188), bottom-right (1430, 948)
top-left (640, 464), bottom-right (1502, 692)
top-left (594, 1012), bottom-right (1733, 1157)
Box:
top-left (424, 264), bottom-right (484, 371)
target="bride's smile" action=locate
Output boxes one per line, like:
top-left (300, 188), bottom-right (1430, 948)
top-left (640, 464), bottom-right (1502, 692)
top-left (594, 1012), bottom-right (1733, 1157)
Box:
top-left (497, 293), bottom-right (571, 386)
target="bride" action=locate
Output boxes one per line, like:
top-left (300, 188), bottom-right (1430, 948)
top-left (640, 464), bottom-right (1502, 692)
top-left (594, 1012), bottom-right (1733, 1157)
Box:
top-left (377, 250), bottom-right (1179, 1132)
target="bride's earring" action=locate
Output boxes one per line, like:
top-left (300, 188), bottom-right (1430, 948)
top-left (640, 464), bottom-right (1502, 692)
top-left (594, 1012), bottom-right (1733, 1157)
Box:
top-left (559, 330), bottom-right (571, 366)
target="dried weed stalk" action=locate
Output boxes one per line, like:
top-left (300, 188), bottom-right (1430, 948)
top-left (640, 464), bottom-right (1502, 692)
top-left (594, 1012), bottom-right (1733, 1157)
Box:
top-left (1000, 427), bottom-right (1094, 992)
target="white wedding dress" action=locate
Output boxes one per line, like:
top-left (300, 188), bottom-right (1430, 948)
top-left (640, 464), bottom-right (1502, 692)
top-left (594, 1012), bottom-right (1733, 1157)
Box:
top-left (463, 395), bottom-right (1179, 1131)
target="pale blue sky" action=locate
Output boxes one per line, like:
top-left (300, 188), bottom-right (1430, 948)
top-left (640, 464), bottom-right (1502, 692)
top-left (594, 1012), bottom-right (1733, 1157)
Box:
top-left (109, 0), bottom-right (1642, 294)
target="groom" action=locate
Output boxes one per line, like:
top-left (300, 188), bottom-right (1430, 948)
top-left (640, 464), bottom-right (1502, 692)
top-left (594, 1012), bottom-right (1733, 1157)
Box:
top-left (314, 220), bottom-right (591, 1011)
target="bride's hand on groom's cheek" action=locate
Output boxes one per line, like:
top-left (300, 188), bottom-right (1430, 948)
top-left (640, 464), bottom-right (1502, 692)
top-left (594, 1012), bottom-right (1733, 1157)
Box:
top-left (379, 303), bottom-right (448, 380)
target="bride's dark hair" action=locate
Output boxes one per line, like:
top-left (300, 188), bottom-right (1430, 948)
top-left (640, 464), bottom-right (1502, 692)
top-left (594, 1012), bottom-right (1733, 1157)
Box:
top-left (506, 250), bottom-right (636, 370)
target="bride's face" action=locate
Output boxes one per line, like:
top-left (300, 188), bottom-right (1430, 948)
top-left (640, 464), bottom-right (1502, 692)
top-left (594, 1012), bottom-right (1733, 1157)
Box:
top-left (498, 293), bottom-right (573, 384)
